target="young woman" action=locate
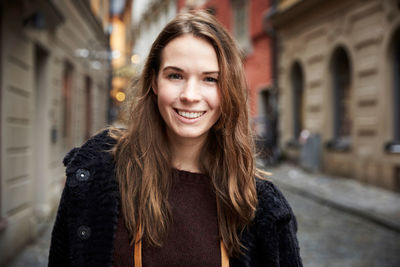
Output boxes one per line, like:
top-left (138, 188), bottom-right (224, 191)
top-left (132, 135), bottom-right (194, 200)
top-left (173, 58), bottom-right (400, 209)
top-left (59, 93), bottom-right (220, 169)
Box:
top-left (49, 10), bottom-right (302, 267)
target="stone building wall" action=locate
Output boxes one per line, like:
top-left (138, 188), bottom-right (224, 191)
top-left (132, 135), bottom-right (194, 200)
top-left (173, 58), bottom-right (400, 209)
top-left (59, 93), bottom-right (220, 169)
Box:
top-left (272, 0), bottom-right (400, 191)
top-left (0, 1), bottom-right (110, 264)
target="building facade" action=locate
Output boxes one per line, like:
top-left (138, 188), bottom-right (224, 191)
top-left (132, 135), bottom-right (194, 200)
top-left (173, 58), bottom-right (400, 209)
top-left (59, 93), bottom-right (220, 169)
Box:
top-left (131, 0), bottom-right (178, 71)
top-left (269, 0), bottom-right (400, 191)
top-left (0, 0), bottom-right (111, 264)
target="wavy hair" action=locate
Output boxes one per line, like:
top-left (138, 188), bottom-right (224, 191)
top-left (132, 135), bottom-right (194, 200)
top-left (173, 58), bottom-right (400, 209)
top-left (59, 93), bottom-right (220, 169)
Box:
top-left (111, 10), bottom-right (258, 257)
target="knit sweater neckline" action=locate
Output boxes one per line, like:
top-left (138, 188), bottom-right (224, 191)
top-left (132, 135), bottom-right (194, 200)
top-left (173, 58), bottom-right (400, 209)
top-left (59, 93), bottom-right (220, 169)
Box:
top-left (172, 168), bottom-right (210, 184)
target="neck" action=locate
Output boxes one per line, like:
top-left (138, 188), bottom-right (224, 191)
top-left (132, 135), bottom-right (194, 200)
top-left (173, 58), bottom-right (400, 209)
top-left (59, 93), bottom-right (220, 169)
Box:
top-left (168, 135), bottom-right (207, 173)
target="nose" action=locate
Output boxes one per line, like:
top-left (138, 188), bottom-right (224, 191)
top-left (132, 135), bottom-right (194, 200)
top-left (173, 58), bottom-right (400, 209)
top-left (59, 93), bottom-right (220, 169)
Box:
top-left (180, 78), bottom-right (201, 102)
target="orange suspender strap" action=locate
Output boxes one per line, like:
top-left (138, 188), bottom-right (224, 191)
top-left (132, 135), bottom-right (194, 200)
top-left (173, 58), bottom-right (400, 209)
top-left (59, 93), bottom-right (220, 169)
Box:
top-left (134, 224), bottom-right (142, 267)
top-left (133, 225), bottom-right (229, 267)
top-left (220, 239), bottom-right (230, 267)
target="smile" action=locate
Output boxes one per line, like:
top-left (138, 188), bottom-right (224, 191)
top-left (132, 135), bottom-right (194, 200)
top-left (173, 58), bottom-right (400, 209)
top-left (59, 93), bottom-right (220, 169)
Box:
top-left (175, 109), bottom-right (206, 119)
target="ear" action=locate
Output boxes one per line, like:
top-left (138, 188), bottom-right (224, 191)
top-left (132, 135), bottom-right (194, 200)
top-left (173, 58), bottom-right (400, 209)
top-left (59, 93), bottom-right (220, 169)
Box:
top-left (151, 73), bottom-right (158, 95)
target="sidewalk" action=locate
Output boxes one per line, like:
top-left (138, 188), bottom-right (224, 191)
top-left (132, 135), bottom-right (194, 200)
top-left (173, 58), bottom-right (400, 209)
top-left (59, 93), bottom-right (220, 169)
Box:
top-left (5, 219), bottom-right (53, 267)
top-left (264, 162), bottom-right (400, 233)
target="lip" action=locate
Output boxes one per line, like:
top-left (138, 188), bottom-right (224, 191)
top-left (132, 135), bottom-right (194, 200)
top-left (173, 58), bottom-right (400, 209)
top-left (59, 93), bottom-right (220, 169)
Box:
top-left (174, 108), bottom-right (206, 123)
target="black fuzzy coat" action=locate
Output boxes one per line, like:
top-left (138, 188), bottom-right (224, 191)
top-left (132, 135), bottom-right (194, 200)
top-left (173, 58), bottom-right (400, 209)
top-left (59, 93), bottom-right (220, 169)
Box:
top-left (48, 130), bottom-right (302, 267)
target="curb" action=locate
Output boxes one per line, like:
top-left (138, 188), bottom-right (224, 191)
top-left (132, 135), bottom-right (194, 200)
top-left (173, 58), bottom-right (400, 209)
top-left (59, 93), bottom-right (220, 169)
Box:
top-left (273, 179), bottom-right (400, 233)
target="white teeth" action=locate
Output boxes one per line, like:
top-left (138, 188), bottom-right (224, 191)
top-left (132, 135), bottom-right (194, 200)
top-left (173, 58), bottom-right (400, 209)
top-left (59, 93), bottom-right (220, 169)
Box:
top-left (177, 110), bottom-right (204, 119)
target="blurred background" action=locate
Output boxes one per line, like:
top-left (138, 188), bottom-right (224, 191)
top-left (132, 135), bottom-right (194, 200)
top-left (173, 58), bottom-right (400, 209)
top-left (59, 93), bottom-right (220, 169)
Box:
top-left (1, 0), bottom-right (400, 266)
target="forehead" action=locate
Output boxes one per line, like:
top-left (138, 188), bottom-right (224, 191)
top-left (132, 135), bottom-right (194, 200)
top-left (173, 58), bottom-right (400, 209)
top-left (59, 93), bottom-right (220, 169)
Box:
top-left (159, 34), bottom-right (219, 70)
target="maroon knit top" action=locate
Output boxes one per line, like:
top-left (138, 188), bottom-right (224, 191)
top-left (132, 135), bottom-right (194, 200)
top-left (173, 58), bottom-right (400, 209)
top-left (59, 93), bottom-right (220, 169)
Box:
top-left (113, 169), bottom-right (221, 267)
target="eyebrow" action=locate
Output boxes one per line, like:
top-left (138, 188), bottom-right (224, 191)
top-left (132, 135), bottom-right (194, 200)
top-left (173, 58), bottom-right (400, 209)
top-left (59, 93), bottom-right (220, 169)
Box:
top-left (162, 66), bottom-right (219, 75)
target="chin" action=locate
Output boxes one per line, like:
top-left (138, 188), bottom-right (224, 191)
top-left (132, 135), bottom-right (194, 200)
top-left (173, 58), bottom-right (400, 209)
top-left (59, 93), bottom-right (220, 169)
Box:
top-left (178, 133), bottom-right (206, 139)
top-left (172, 129), bottom-right (208, 140)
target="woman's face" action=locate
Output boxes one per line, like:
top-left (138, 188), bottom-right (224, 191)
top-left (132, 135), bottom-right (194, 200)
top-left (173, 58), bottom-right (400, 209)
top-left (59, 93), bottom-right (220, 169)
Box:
top-left (153, 34), bottom-right (221, 144)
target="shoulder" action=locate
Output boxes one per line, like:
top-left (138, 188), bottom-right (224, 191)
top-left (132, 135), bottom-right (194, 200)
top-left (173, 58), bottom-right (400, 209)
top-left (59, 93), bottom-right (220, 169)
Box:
top-left (236, 178), bottom-right (298, 264)
top-left (64, 129), bottom-right (118, 166)
top-left (62, 129), bottom-right (119, 185)
top-left (254, 178), bottom-right (294, 223)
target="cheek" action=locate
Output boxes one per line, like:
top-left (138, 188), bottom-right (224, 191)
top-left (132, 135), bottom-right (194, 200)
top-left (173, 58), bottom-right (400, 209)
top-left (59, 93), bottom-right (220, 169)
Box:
top-left (157, 93), bottom-right (168, 112)
top-left (209, 89), bottom-right (221, 110)
top-left (157, 88), bottom-right (175, 114)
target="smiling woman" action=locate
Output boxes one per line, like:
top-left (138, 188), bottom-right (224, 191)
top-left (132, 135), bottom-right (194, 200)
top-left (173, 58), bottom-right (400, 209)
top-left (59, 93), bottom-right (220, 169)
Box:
top-left (49, 10), bottom-right (302, 267)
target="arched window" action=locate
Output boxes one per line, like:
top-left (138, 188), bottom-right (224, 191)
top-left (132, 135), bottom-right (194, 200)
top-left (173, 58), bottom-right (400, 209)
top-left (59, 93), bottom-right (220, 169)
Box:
top-left (331, 47), bottom-right (352, 142)
top-left (393, 31), bottom-right (400, 142)
top-left (386, 29), bottom-right (400, 154)
top-left (291, 62), bottom-right (304, 140)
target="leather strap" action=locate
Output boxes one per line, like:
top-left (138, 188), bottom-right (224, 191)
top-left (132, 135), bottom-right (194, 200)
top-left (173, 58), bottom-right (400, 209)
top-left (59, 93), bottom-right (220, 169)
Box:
top-left (220, 239), bottom-right (230, 267)
top-left (134, 224), bottom-right (142, 267)
top-left (134, 225), bottom-right (229, 266)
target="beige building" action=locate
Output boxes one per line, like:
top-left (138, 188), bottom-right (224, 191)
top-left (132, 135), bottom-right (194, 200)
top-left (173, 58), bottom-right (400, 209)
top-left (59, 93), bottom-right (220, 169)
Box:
top-left (131, 0), bottom-right (177, 70)
top-left (270, 0), bottom-right (400, 191)
top-left (0, 0), bottom-right (111, 264)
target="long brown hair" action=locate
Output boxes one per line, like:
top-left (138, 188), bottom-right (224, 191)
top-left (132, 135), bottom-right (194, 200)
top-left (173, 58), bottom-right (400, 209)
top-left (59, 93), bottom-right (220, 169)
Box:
top-left (111, 10), bottom-right (258, 257)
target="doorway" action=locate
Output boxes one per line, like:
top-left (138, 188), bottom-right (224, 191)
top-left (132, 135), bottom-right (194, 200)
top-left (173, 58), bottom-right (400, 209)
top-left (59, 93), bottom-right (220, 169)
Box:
top-left (33, 44), bottom-right (50, 218)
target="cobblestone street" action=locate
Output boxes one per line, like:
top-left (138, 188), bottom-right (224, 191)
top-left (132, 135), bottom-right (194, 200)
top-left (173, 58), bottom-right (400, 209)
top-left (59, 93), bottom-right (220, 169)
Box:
top-left (283, 188), bottom-right (400, 267)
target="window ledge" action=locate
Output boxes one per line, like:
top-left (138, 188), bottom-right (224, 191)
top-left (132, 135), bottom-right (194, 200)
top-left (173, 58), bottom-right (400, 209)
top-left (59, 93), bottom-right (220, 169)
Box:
top-left (326, 138), bottom-right (352, 152)
top-left (384, 141), bottom-right (400, 154)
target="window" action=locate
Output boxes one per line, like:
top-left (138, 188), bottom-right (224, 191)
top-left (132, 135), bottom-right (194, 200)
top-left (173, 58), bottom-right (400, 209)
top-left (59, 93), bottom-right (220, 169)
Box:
top-left (393, 31), bottom-right (400, 142)
top-left (291, 61), bottom-right (305, 140)
top-left (329, 46), bottom-right (352, 150)
top-left (232, 0), bottom-right (251, 53)
top-left (62, 62), bottom-right (73, 148)
top-left (385, 29), bottom-right (400, 153)
top-left (85, 76), bottom-right (92, 140)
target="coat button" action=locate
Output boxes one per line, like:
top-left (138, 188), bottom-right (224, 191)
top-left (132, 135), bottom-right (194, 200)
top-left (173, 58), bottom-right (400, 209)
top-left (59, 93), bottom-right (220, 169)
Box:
top-left (76, 169), bottom-right (90, 182)
top-left (77, 225), bottom-right (91, 240)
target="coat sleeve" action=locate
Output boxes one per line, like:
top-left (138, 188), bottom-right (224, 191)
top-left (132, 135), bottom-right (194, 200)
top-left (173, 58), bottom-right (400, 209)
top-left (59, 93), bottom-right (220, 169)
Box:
top-left (255, 180), bottom-right (303, 267)
top-left (48, 184), bottom-right (71, 267)
top-left (48, 148), bottom-right (79, 267)
top-left (272, 183), bottom-right (303, 267)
